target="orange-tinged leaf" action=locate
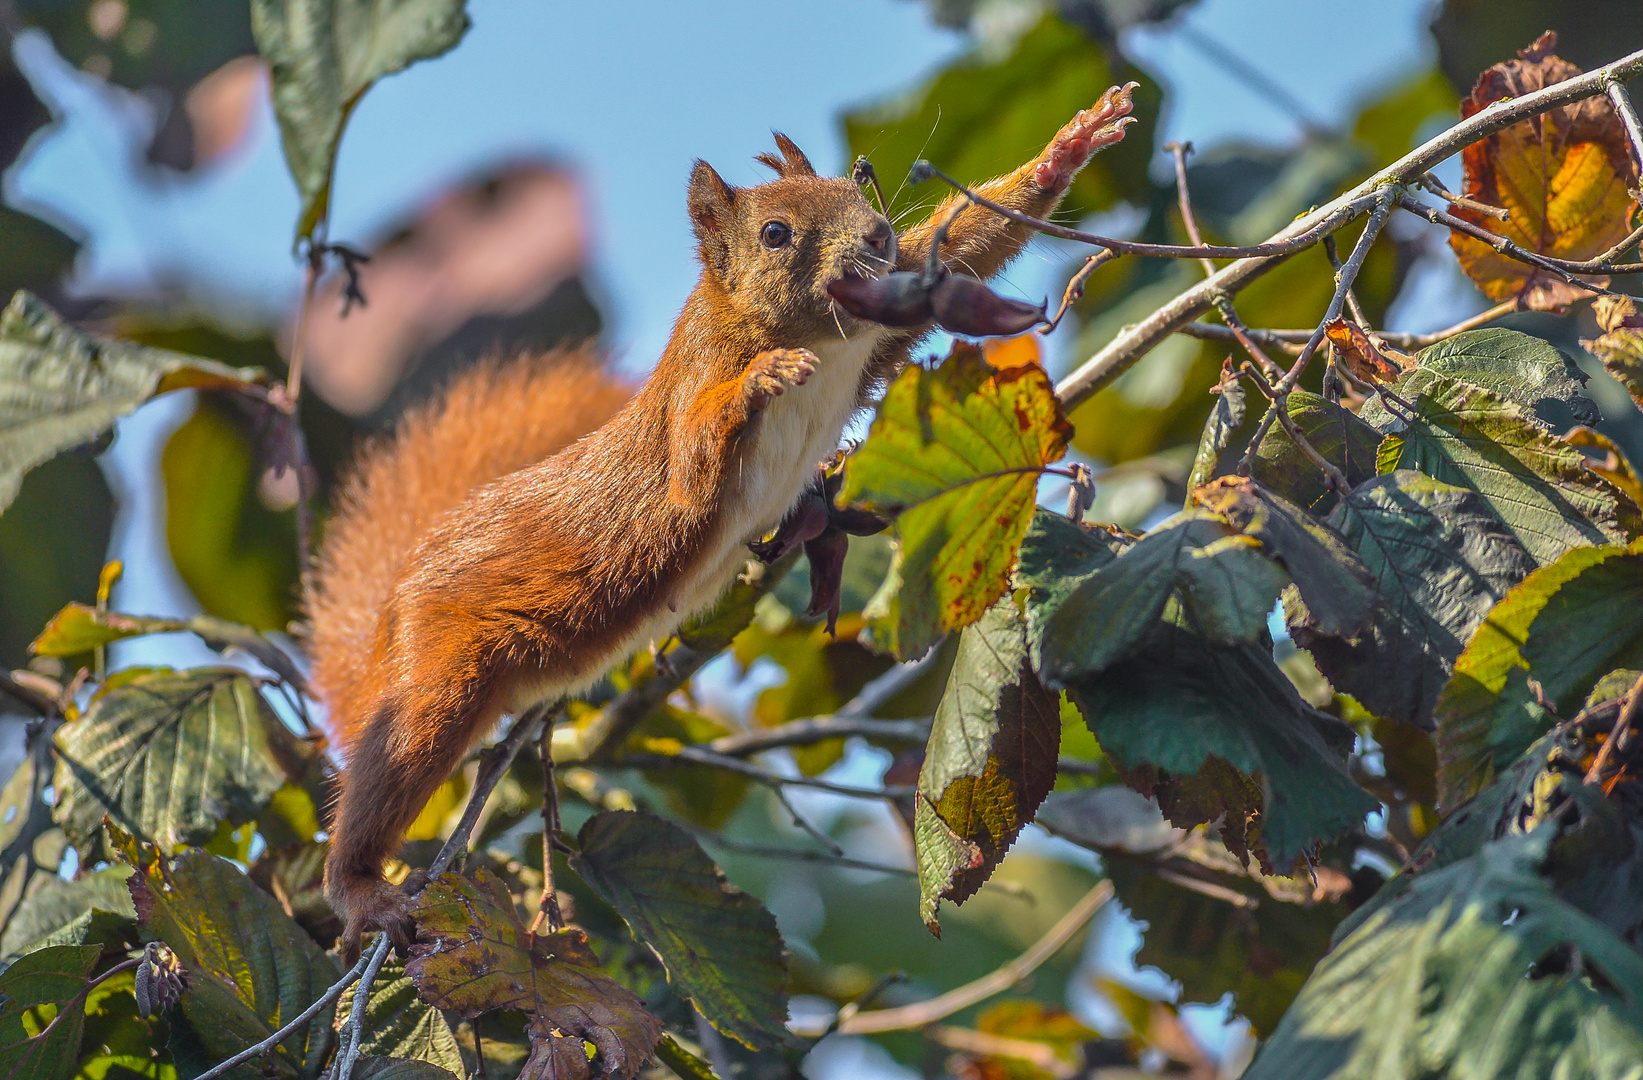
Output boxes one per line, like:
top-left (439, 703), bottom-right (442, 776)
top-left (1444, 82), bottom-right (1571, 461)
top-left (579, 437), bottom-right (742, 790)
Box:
top-left (842, 342), bottom-right (1073, 659)
top-left (406, 869), bottom-right (662, 1079)
top-left (1449, 32), bottom-right (1638, 310)
top-left (1582, 294), bottom-right (1643, 411)
top-left (1324, 319), bottom-right (1408, 385)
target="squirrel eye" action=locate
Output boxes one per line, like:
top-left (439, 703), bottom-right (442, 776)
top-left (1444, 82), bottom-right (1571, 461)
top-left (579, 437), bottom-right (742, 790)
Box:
top-left (760, 221), bottom-right (792, 249)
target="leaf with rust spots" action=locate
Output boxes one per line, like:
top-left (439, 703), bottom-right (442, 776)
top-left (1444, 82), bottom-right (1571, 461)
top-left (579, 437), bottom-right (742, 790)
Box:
top-left (843, 341), bottom-right (1072, 659)
top-left (916, 597), bottom-right (1060, 932)
top-left (1448, 32), bottom-right (1637, 310)
top-left (407, 869), bottom-right (662, 1079)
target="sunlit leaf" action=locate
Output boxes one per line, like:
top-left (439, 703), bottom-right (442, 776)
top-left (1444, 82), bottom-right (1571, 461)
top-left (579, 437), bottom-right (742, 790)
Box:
top-left (117, 828), bottom-right (340, 1075)
top-left (1434, 541), bottom-right (1643, 807)
top-left (1582, 294), bottom-right (1643, 411)
top-left (1376, 373), bottom-right (1622, 564)
top-left (251, 0), bottom-right (471, 241)
top-left (1024, 508), bottom-right (1288, 688)
top-left (407, 868), bottom-right (663, 1079)
top-left (1447, 33), bottom-right (1637, 309)
top-left (0, 943), bottom-right (102, 1080)
top-left (1068, 623), bottom-right (1374, 865)
top-left (1244, 830), bottom-right (1643, 1080)
top-left (0, 866), bottom-right (134, 961)
top-left (53, 667), bottom-right (296, 855)
top-left (916, 597), bottom-right (1060, 932)
top-left (843, 342), bottom-right (1071, 659)
top-left (572, 810), bottom-right (789, 1050)
top-left (1406, 328), bottom-right (1597, 424)
top-left (654, 1035), bottom-right (721, 1080)
top-left (1192, 475), bottom-right (1375, 639)
top-left (1294, 471), bottom-right (1536, 727)
top-left (0, 291), bottom-right (263, 515)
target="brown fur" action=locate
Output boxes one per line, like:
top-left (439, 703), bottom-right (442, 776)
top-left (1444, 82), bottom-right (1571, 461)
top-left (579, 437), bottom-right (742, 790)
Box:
top-left (308, 101), bottom-right (1130, 948)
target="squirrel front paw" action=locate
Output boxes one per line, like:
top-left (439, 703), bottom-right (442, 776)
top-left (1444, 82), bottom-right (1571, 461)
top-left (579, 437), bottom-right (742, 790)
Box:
top-left (744, 348), bottom-right (817, 411)
top-left (1035, 82), bottom-right (1139, 193)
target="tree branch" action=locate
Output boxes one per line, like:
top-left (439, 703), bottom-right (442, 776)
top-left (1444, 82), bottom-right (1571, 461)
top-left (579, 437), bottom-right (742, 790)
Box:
top-left (1394, 193), bottom-right (1622, 295)
top-left (1056, 44), bottom-right (1643, 411)
top-left (1177, 297), bottom-right (1520, 352)
top-left (628, 745), bottom-right (914, 801)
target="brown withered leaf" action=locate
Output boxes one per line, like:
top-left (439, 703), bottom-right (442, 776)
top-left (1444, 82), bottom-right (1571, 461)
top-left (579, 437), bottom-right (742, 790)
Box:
top-left (1582, 294), bottom-right (1643, 410)
top-left (1324, 319), bottom-right (1409, 386)
top-left (1450, 32), bottom-right (1638, 310)
top-left (406, 869), bottom-right (662, 1079)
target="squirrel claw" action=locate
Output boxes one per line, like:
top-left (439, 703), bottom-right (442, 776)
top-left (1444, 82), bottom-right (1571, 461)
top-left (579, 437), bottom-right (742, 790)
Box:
top-left (1036, 82), bottom-right (1139, 193)
top-left (745, 348), bottom-right (817, 411)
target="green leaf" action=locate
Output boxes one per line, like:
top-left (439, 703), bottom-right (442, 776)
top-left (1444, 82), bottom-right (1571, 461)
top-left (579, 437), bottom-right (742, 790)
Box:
top-left (842, 343), bottom-right (1072, 659)
top-left (843, 14), bottom-right (1157, 224)
top-left (1014, 509), bottom-right (1130, 666)
top-left (0, 454), bottom-right (111, 670)
top-left (1025, 508), bottom-right (1288, 687)
top-left (916, 597), bottom-right (1061, 932)
top-left (251, 0), bottom-right (471, 242)
top-left (32, 602), bottom-right (310, 694)
top-left (0, 867), bottom-right (134, 961)
top-left (351, 1059), bottom-right (460, 1080)
top-left (1407, 328), bottom-right (1597, 424)
top-left (338, 956), bottom-right (465, 1075)
top-left (655, 1034), bottom-right (721, 1080)
top-left (1192, 476), bottom-right (1375, 639)
top-left (407, 868), bottom-right (662, 1078)
top-left (572, 810), bottom-right (789, 1050)
top-left (1105, 851), bottom-right (1345, 1036)
top-left (1068, 623), bottom-right (1374, 865)
top-left (1433, 542), bottom-right (1640, 807)
top-left (1244, 830), bottom-right (1643, 1080)
top-left (117, 828), bottom-right (340, 1076)
top-left (1376, 373), bottom-right (1622, 564)
top-left (0, 943), bottom-right (102, 1080)
top-left (1249, 391), bottom-right (1381, 514)
top-left (1293, 471), bottom-right (1536, 727)
top-left (53, 668), bottom-right (296, 855)
top-left (1186, 361), bottom-right (1246, 491)
top-left (0, 291), bottom-right (263, 515)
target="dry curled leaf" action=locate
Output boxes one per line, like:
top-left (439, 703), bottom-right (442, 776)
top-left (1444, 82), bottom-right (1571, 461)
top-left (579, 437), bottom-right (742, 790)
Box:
top-left (1449, 32), bottom-right (1638, 310)
top-left (1324, 318), bottom-right (1409, 386)
top-left (1582, 294), bottom-right (1643, 411)
top-left (406, 869), bottom-right (662, 1080)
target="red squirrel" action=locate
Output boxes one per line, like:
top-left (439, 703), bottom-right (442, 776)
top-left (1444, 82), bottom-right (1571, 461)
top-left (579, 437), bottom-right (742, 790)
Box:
top-left (305, 84), bottom-right (1138, 948)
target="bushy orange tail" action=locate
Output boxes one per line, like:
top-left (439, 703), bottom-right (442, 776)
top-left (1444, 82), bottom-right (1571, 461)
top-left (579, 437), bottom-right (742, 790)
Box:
top-left (303, 347), bottom-right (631, 745)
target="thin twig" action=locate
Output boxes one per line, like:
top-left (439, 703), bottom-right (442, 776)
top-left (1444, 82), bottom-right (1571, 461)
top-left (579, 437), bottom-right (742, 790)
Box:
top-left (528, 722), bottom-right (565, 937)
top-left (1278, 190), bottom-right (1396, 394)
top-left (1178, 297), bottom-right (1521, 353)
top-left (1595, 221), bottom-right (1643, 265)
top-left (692, 828), bottom-right (916, 877)
top-left (1321, 234), bottom-right (1371, 330)
top-left (1040, 248), bottom-right (1120, 333)
top-left (1236, 403), bottom-right (1282, 479)
top-left (627, 746), bottom-right (914, 801)
top-left (925, 1025), bottom-right (1077, 1079)
top-left (824, 880), bottom-right (1114, 1035)
top-left (1415, 170), bottom-right (1510, 221)
top-left (774, 784), bottom-right (844, 855)
top-left (285, 245), bottom-right (322, 403)
top-left (1057, 44), bottom-right (1643, 411)
top-left (915, 159), bottom-right (1377, 259)
top-left (1395, 194), bottom-right (1621, 296)
top-left (196, 952), bottom-right (372, 1080)
top-left (335, 935), bottom-right (392, 1080)
top-left (1606, 78), bottom-right (1643, 184)
top-left (709, 716), bottom-right (931, 757)
top-left (1166, 141), bottom-right (1218, 278)
top-left (1585, 669), bottom-right (1643, 786)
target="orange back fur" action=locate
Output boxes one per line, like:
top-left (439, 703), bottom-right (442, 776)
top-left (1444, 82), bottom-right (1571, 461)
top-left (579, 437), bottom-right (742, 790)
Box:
top-left (304, 348), bottom-right (632, 746)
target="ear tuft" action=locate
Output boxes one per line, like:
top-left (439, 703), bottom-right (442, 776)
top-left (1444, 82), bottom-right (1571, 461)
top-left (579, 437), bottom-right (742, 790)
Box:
top-left (758, 133), bottom-right (817, 178)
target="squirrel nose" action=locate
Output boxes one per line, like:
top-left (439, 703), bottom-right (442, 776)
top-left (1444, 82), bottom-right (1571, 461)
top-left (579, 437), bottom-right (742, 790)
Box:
top-left (864, 219), bottom-right (893, 257)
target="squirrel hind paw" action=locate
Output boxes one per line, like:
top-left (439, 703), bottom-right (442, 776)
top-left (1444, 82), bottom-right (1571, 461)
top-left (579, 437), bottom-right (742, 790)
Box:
top-left (331, 872), bottom-right (424, 960)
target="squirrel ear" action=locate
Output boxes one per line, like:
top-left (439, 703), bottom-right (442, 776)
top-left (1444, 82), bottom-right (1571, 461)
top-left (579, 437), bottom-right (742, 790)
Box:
top-left (688, 161), bottom-right (735, 236)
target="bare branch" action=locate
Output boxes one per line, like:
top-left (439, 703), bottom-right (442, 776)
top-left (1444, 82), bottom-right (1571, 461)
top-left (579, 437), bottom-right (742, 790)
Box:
top-left (710, 716), bottom-right (930, 756)
top-left (1177, 297), bottom-right (1521, 353)
top-left (1606, 78), bottom-right (1643, 183)
top-left (1057, 44), bottom-right (1643, 411)
top-left (1395, 193), bottom-right (1621, 296)
top-left (1041, 248), bottom-right (1120, 333)
top-left (1415, 170), bottom-right (1510, 221)
top-left (628, 745), bottom-right (914, 801)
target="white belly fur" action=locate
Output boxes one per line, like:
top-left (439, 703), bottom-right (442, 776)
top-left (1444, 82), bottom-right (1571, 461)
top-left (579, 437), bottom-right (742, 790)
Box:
top-left (503, 329), bottom-right (886, 714)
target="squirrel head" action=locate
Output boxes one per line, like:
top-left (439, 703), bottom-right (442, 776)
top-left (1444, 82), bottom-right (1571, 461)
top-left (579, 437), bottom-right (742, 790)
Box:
top-left (687, 133), bottom-right (896, 340)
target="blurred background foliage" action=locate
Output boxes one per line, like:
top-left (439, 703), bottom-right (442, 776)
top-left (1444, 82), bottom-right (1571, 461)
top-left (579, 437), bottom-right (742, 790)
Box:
top-left (2, 1), bottom-right (1642, 1076)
